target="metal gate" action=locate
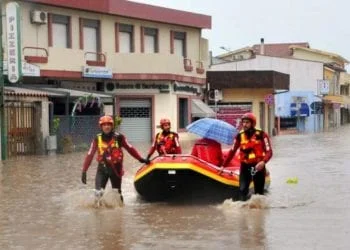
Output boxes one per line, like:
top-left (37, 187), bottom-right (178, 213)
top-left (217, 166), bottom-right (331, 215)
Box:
top-left (119, 99), bottom-right (151, 142)
top-left (5, 101), bottom-right (36, 157)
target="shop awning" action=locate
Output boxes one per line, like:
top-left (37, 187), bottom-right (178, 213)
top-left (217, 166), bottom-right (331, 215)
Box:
top-left (323, 95), bottom-right (344, 104)
top-left (191, 99), bottom-right (216, 118)
top-left (30, 87), bottom-right (114, 102)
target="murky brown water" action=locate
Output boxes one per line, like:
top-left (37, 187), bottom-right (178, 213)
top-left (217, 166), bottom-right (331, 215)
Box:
top-left (1, 127), bottom-right (350, 250)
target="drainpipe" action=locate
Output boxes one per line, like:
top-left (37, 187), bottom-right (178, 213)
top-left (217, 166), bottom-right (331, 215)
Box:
top-left (0, 3), bottom-right (7, 160)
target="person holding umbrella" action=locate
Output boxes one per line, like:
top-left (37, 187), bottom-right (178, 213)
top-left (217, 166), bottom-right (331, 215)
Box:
top-left (187, 117), bottom-right (237, 166)
top-left (221, 113), bottom-right (273, 201)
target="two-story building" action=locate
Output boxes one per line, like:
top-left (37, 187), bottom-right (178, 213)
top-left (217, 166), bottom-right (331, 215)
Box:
top-left (213, 39), bottom-right (350, 133)
top-left (1, 0), bottom-right (212, 148)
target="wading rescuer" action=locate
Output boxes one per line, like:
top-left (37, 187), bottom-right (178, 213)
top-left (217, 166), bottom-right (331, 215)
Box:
top-left (221, 113), bottom-right (273, 201)
top-left (146, 118), bottom-right (182, 160)
top-left (81, 115), bottom-right (150, 202)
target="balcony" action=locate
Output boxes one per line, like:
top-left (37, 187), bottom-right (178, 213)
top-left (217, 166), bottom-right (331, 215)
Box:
top-left (196, 61), bottom-right (205, 74)
top-left (23, 47), bottom-right (48, 64)
top-left (183, 58), bottom-right (193, 72)
top-left (85, 52), bottom-right (106, 67)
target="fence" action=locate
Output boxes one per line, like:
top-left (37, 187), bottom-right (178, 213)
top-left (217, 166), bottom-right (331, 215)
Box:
top-left (54, 115), bottom-right (100, 152)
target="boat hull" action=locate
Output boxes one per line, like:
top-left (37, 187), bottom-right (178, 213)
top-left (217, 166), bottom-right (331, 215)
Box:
top-left (134, 154), bottom-right (270, 202)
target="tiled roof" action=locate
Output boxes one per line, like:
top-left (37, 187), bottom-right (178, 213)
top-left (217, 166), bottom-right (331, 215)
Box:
top-left (252, 42), bottom-right (310, 57)
top-left (4, 86), bottom-right (49, 97)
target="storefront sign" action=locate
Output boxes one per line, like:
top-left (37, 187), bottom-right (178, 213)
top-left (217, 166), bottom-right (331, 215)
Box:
top-left (3, 61), bottom-right (40, 77)
top-left (6, 2), bottom-right (22, 83)
top-left (110, 82), bottom-right (169, 90)
top-left (83, 66), bottom-right (112, 79)
top-left (173, 83), bottom-right (200, 94)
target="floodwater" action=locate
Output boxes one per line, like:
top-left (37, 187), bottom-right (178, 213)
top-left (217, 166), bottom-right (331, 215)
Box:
top-left (1, 126), bottom-right (350, 250)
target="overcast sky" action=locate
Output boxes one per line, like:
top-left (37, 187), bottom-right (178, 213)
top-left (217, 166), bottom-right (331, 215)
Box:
top-left (133, 0), bottom-right (350, 67)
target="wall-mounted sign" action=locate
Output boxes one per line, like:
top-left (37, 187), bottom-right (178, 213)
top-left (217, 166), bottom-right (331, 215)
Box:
top-left (6, 2), bottom-right (22, 83)
top-left (264, 94), bottom-right (274, 105)
top-left (3, 61), bottom-right (40, 77)
top-left (82, 66), bottom-right (112, 79)
top-left (105, 81), bottom-right (169, 91)
top-left (317, 79), bottom-right (330, 95)
top-left (173, 83), bottom-right (200, 94)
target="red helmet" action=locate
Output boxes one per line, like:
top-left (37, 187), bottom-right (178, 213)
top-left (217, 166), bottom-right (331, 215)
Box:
top-left (241, 113), bottom-right (256, 127)
top-left (160, 118), bottom-right (171, 128)
top-left (99, 115), bottom-right (114, 127)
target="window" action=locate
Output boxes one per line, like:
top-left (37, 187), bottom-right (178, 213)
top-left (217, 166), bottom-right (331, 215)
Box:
top-left (340, 85), bottom-right (349, 95)
top-left (179, 98), bottom-right (189, 129)
top-left (80, 18), bottom-right (100, 61)
top-left (49, 14), bottom-right (71, 48)
top-left (117, 24), bottom-right (134, 53)
top-left (142, 27), bottom-right (158, 53)
top-left (171, 31), bottom-right (186, 57)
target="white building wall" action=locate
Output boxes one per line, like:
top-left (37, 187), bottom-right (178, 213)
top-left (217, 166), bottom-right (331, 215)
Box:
top-left (211, 55), bottom-right (324, 93)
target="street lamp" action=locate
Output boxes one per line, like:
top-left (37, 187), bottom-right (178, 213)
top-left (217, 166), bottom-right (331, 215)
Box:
top-left (219, 46), bottom-right (231, 52)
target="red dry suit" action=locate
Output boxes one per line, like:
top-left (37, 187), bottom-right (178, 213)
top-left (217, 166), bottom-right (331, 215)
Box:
top-left (82, 132), bottom-right (143, 174)
top-left (223, 128), bottom-right (273, 167)
top-left (147, 131), bottom-right (182, 158)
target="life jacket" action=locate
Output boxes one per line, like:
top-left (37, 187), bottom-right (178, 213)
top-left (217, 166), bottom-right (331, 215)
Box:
top-left (239, 129), bottom-right (265, 164)
top-left (156, 132), bottom-right (177, 154)
top-left (96, 133), bottom-right (123, 165)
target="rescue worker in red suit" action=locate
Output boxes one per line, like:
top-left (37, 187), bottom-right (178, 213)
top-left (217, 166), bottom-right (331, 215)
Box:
top-left (146, 118), bottom-right (182, 160)
top-left (221, 113), bottom-right (273, 201)
top-left (81, 115), bottom-right (149, 201)
top-left (191, 137), bottom-right (223, 166)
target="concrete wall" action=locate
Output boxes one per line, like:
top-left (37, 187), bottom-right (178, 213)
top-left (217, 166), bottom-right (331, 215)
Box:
top-left (293, 49), bottom-right (345, 68)
top-left (211, 55), bottom-right (324, 92)
top-left (219, 51), bottom-right (253, 62)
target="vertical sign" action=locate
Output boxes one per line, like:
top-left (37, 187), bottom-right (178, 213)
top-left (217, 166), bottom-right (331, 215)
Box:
top-left (6, 2), bottom-right (22, 83)
top-left (317, 79), bottom-right (329, 95)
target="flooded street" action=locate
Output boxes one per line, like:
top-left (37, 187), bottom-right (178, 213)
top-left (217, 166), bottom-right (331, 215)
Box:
top-left (1, 127), bottom-right (350, 250)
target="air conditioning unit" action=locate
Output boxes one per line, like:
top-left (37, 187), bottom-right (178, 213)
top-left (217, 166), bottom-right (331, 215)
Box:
top-left (31, 10), bottom-right (48, 24)
top-left (209, 89), bottom-right (223, 101)
top-left (105, 82), bottom-right (115, 92)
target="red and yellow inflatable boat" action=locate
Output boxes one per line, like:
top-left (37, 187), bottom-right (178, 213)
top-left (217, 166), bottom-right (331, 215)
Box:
top-left (134, 151), bottom-right (271, 202)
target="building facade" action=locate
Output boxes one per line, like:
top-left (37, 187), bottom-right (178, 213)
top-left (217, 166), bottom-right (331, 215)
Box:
top-left (1, 0), bottom-right (212, 144)
top-left (210, 55), bottom-right (322, 133)
top-left (214, 41), bottom-right (350, 132)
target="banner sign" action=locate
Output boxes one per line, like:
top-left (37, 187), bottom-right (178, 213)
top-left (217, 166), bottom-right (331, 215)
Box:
top-left (82, 66), bottom-right (112, 79)
top-left (6, 2), bottom-right (22, 83)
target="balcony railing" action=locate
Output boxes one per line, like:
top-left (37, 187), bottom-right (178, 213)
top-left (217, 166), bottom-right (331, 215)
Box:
top-left (84, 52), bottom-right (106, 67)
top-left (23, 47), bottom-right (48, 63)
top-left (183, 58), bottom-right (193, 72)
top-left (196, 61), bottom-right (205, 74)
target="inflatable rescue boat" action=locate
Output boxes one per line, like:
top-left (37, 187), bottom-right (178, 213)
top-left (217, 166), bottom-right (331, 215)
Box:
top-left (134, 151), bottom-right (271, 202)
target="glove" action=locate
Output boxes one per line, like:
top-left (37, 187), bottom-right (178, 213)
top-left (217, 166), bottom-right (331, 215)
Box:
top-left (139, 158), bottom-right (150, 165)
top-left (81, 171), bottom-right (87, 184)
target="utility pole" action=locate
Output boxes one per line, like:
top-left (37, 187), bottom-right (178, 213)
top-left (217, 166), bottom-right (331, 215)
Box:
top-left (0, 2), bottom-right (7, 160)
